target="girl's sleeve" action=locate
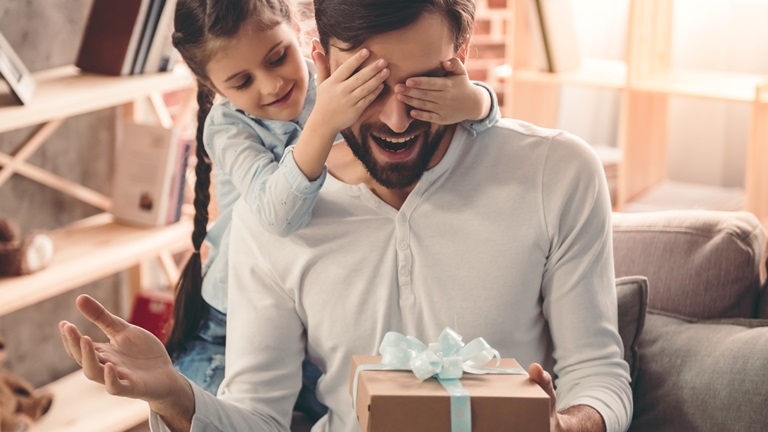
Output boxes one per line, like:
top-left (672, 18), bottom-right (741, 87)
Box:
top-left (460, 81), bottom-right (501, 136)
top-left (204, 104), bottom-right (325, 237)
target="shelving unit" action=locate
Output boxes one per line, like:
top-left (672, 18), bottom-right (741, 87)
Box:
top-left (500, 0), bottom-right (768, 227)
top-left (32, 371), bottom-right (149, 432)
top-left (0, 65), bottom-right (196, 431)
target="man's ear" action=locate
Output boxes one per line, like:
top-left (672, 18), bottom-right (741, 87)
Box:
top-left (456, 43), bottom-right (469, 64)
top-left (311, 39), bottom-right (332, 82)
top-left (311, 39), bottom-right (325, 57)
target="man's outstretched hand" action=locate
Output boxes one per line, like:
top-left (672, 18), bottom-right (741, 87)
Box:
top-left (59, 294), bottom-right (189, 405)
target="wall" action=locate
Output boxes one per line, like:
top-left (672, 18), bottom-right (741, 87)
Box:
top-left (0, 0), bottom-right (127, 387)
top-left (472, 0), bottom-right (768, 190)
top-left (668, 0), bottom-right (768, 188)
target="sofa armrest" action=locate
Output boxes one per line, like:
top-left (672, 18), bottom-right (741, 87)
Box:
top-left (612, 210), bottom-right (766, 319)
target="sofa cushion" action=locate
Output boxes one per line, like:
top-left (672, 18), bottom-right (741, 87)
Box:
top-left (612, 210), bottom-right (766, 319)
top-left (630, 310), bottom-right (768, 432)
top-left (615, 276), bottom-right (648, 385)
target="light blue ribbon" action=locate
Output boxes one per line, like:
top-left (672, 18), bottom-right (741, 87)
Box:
top-left (352, 327), bottom-right (527, 432)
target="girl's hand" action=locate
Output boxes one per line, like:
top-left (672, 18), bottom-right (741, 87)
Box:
top-left (59, 295), bottom-right (188, 405)
top-left (395, 57), bottom-right (491, 124)
top-left (311, 47), bottom-right (389, 132)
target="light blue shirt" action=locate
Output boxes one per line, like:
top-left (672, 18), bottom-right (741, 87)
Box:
top-left (201, 59), bottom-right (501, 312)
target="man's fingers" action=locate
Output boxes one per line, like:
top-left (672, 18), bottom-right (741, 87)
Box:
top-left (104, 362), bottom-right (132, 397)
top-left (61, 322), bottom-right (85, 365)
top-left (80, 336), bottom-right (107, 385)
top-left (528, 363), bottom-right (557, 410)
top-left (76, 295), bottom-right (128, 338)
top-left (59, 321), bottom-right (73, 359)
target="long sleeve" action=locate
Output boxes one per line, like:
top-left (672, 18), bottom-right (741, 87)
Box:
top-left (459, 80), bottom-right (500, 136)
top-left (204, 102), bottom-right (326, 238)
top-left (539, 131), bottom-right (633, 432)
top-left (149, 200), bottom-right (305, 432)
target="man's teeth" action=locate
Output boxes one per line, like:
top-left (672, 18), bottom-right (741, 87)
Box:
top-left (378, 135), bottom-right (416, 143)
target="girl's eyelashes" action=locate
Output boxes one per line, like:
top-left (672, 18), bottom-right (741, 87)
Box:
top-left (269, 49), bottom-right (287, 67)
top-left (235, 75), bottom-right (253, 91)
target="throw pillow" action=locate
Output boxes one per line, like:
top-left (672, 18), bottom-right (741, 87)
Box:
top-left (615, 276), bottom-right (648, 386)
top-left (630, 310), bottom-right (768, 432)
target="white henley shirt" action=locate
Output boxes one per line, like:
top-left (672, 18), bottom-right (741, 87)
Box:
top-left (151, 119), bottom-right (633, 432)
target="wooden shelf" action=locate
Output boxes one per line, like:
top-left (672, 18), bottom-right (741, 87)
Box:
top-left (0, 213), bottom-right (192, 316)
top-left (507, 59), bottom-right (627, 90)
top-left (632, 68), bottom-right (768, 103)
top-left (31, 370), bottom-right (148, 432)
top-left (622, 180), bottom-right (745, 213)
top-left (0, 65), bottom-right (193, 133)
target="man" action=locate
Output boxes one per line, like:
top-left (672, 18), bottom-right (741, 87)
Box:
top-left (60, 0), bottom-right (632, 431)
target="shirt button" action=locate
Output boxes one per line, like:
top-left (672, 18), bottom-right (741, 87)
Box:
top-left (401, 268), bottom-right (410, 276)
top-left (398, 242), bottom-right (408, 250)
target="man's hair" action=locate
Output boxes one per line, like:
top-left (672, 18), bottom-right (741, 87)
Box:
top-left (313, 0), bottom-right (475, 54)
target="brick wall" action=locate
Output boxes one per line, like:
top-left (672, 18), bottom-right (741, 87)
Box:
top-left (468, 0), bottom-right (509, 106)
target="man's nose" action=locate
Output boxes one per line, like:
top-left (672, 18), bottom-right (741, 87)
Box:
top-left (378, 93), bottom-right (413, 133)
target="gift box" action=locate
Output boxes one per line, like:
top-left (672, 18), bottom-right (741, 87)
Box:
top-left (349, 355), bottom-right (550, 432)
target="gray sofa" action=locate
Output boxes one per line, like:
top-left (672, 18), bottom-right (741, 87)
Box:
top-left (613, 210), bottom-right (768, 432)
top-left (294, 210), bottom-right (768, 432)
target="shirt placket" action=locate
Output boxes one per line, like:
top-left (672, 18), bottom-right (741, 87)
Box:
top-left (395, 211), bottom-right (414, 303)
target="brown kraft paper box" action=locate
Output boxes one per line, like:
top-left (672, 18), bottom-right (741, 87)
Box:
top-left (349, 355), bottom-right (550, 432)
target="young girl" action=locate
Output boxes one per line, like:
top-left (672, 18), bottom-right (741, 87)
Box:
top-left (165, 0), bottom-right (500, 422)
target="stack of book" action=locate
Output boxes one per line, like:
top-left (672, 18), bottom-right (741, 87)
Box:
top-left (111, 122), bottom-right (191, 227)
top-left (76, 0), bottom-right (179, 76)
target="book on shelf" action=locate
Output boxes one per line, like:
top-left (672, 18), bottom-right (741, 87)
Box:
top-left (128, 289), bottom-right (174, 343)
top-left (143, 0), bottom-right (180, 73)
top-left (131, 0), bottom-right (167, 75)
top-left (165, 137), bottom-right (192, 225)
top-left (76, 0), bottom-right (178, 76)
top-left (76, 0), bottom-right (153, 76)
top-left (111, 122), bottom-right (185, 227)
top-left (530, 0), bottom-right (582, 73)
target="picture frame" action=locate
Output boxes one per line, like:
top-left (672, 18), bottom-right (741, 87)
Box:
top-left (0, 31), bottom-right (35, 105)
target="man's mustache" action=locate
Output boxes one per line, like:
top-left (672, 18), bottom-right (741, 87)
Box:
top-left (362, 120), bottom-right (431, 137)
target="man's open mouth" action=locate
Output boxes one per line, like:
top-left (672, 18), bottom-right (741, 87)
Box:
top-left (370, 133), bottom-right (420, 153)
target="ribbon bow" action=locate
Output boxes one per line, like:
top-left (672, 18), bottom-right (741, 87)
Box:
top-left (352, 327), bottom-right (526, 432)
top-left (379, 327), bottom-right (503, 380)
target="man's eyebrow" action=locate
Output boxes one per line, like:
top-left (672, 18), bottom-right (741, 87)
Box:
top-left (223, 41), bottom-right (282, 82)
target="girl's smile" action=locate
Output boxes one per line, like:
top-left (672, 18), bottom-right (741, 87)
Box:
top-left (264, 83), bottom-right (295, 107)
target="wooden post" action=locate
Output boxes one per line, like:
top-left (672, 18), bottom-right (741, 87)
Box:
top-left (618, 0), bottom-right (674, 207)
top-left (503, 0), bottom-right (560, 127)
top-left (745, 83), bottom-right (768, 227)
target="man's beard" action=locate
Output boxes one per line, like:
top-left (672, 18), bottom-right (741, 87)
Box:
top-left (340, 120), bottom-right (448, 189)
